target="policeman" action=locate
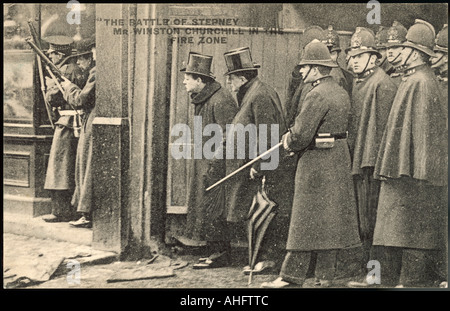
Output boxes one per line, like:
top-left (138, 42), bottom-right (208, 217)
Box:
top-left (323, 25), bottom-right (353, 95)
top-left (286, 26), bottom-right (325, 127)
top-left (386, 21), bottom-right (408, 86)
top-left (373, 19), bottom-right (447, 287)
top-left (346, 27), bottom-right (398, 287)
top-left (42, 36), bottom-right (86, 223)
top-left (375, 26), bottom-right (395, 75)
top-left (262, 40), bottom-right (360, 288)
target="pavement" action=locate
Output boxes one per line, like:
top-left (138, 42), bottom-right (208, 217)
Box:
top-left (4, 214), bottom-right (446, 290)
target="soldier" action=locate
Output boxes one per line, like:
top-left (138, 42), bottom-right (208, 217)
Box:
top-left (42, 36), bottom-right (86, 223)
top-left (375, 26), bottom-right (395, 75)
top-left (261, 40), bottom-right (361, 288)
top-left (346, 27), bottom-right (398, 287)
top-left (323, 25), bottom-right (354, 96)
top-left (431, 24), bottom-right (448, 118)
top-left (60, 37), bottom-right (96, 228)
top-left (386, 21), bottom-right (408, 86)
top-left (173, 52), bottom-right (238, 268)
top-left (221, 47), bottom-right (294, 271)
top-left (373, 19), bottom-right (447, 287)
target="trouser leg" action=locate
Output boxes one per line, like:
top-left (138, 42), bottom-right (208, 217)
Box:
top-left (315, 250), bottom-right (338, 281)
top-left (51, 190), bottom-right (75, 218)
top-left (399, 248), bottom-right (436, 287)
top-left (380, 246), bottom-right (402, 286)
top-left (280, 251), bottom-right (312, 285)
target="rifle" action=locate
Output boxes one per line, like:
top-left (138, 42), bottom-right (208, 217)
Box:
top-left (26, 36), bottom-right (83, 132)
top-left (25, 37), bottom-right (66, 82)
top-left (27, 21), bottom-right (55, 129)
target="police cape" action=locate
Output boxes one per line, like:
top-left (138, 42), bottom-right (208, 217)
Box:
top-left (373, 65), bottom-right (448, 250)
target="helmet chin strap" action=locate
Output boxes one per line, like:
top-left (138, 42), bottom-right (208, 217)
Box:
top-left (400, 48), bottom-right (414, 69)
top-left (361, 55), bottom-right (371, 74)
top-left (390, 47), bottom-right (404, 65)
top-left (302, 66), bottom-right (313, 82)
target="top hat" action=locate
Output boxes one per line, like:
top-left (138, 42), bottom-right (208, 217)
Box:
top-left (323, 25), bottom-right (341, 53)
top-left (398, 19), bottom-right (436, 57)
top-left (375, 26), bottom-right (390, 49)
top-left (434, 24), bottom-right (448, 53)
top-left (386, 21), bottom-right (407, 47)
top-left (44, 35), bottom-right (73, 56)
top-left (347, 27), bottom-right (382, 58)
top-left (180, 52), bottom-right (215, 79)
top-left (299, 39), bottom-right (338, 68)
top-left (72, 37), bottom-right (96, 58)
top-left (223, 47), bottom-right (260, 76)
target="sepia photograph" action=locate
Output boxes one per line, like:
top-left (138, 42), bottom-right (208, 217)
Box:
top-left (3, 2), bottom-right (448, 297)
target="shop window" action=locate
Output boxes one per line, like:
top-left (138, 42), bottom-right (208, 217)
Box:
top-left (3, 3), bottom-right (96, 126)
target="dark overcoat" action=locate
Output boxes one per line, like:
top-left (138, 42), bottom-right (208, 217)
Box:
top-left (283, 76), bottom-right (361, 251)
top-left (330, 66), bottom-right (353, 96)
top-left (44, 62), bottom-right (85, 190)
top-left (183, 81), bottom-right (238, 242)
top-left (373, 65), bottom-right (448, 249)
top-left (225, 77), bottom-right (289, 225)
top-left (64, 65), bottom-right (96, 213)
top-left (349, 66), bottom-right (397, 173)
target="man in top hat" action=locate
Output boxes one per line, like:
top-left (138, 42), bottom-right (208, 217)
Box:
top-left (42, 35), bottom-right (87, 223)
top-left (346, 27), bottom-right (398, 286)
top-left (375, 26), bottom-right (396, 76)
top-left (386, 21), bottom-right (408, 86)
top-left (261, 40), bottom-right (361, 288)
top-left (173, 52), bottom-right (238, 268)
top-left (59, 37), bottom-right (97, 228)
top-left (431, 24), bottom-right (448, 119)
top-left (223, 47), bottom-right (296, 272)
top-left (372, 20), bottom-right (448, 287)
top-left (323, 25), bottom-right (354, 96)
top-left (286, 26), bottom-right (325, 126)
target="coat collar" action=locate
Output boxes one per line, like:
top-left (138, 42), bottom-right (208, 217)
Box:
top-left (237, 76), bottom-right (258, 106)
top-left (311, 75), bottom-right (332, 88)
top-left (190, 80), bottom-right (221, 105)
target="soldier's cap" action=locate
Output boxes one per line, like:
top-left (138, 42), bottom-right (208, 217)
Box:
top-left (434, 24), bottom-right (448, 53)
top-left (299, 39), bottom-right (338, 68)
top-left (180, 52), bottom-right (215, 79)
top-left (397, 19), bottom-right (437, 57)
top-left (386, 21), bottom-right (408, 48)
top-left (323, 25), bottom-right (341, 53)
top-left (375, 26), bottom-right (390, 49)
top-left (44, 35), bottom-right (73, 55)
top-left (347, 27), bottom-right (382, 59)
top-left (71, 37), bottom-right (96, 58)
top-left (223, 47), bottom-right (260, 76)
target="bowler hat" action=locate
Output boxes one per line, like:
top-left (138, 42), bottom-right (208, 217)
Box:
top-left (347, 27), bottom-right (382, 58)
top-left (180, 52), bottom-right (215, 79)
top-left (399, 19), bottom-right (436, 57)
top-left (386, 21), bottom-right (407, 47)
top-left (299, 39), bottom-right (338, 68)
top-left (223, 47), bottom-right (260, 76)
top-left (434, 24), bottom-right (448, 53)
top-left (44, 35), bottom-right (73, 56)
top-left (323, 25), bottom-right (341, 53)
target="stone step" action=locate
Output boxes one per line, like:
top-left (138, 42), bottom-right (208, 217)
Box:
top-left (4, 212), bottom-right (92, 246)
